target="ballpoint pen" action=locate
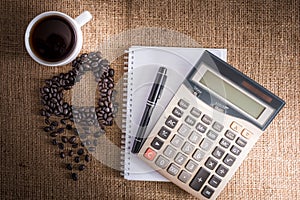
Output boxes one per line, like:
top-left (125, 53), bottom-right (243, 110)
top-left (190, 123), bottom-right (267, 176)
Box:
top-left (131, 66), bottom-right (168, 154)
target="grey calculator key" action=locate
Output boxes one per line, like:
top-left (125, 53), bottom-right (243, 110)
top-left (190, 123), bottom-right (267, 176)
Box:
top-left (196, 122), bottom-right (207, 133)
top-left (212, 146), bottom-right (225, 159)
top-left (163, 145), bottom-right (176, 158)
top-left (209, 175), bottom-right (221, 188)
top-left (188, 131), bottom-right (202, 144)
top-left (178, 170), bottom-right (192, 183)
top-left (165, 116), bottom-right (178, 129)
top-left (174, 152), bottom-right (187, 165)
top-left (177, 124), bottom-right (191, 137)
top-left (182, 142), bottom-right (195, 155)
top-left (192, 149), bottom-right (206, 162)
top-left (212, 121), bottom-right (224, 132)
top-left (207, 130), bottom-right (218, 140)
top-left (219, 138), bottom-right (230, 149)
top-left (236, 137), bottom-right (247, 147)
top-left (158, 126), bottom-right (171, 139)
top-left (172, 107), bottom-right (183, 118)
top-left (230, 145), bottom-right (241, 156)
top-left (201, 186), bottom-right (214, 199)
top-left (178, 99), bottom-right (189, 109)
top-left (205, 157), bottom-right (218, 170)
top-left (216, 164), bottom-right (229, 177)
top-left (167, 163), bottom-right (180, 176)
top-left (185, 116), bottom-right (196, 126)
top-left (189, 167), bottom-right (210, 191)
top-left (225, 130), bottom-right (236, 140)
top-left (223, 154), bottom-right (236, 166)
top-left (190, 107), bottom-right (201, 118)
top-left (155, 155), bottom-right (170, 169)
top-left (201, 115), bottom-right (212, 125)
top-left (171, 135), bottom-right (184, 148)
top-left (185, 159), bottom-right (198, 173)
top-left (200, 138), bottom-right (213, 151)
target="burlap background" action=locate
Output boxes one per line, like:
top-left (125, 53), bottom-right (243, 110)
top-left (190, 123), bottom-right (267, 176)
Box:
top-left (0, 0), bottom-right (299, 199)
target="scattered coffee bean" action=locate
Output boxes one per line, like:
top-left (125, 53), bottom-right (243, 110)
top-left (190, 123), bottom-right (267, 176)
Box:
top-left (60, 152), bottom-right (65, 159)
top-left (50, 132), bottom-right (58, 137)
top-left (78, 164), bottom-right (86, 171)
top-left (61, 136), bottom-right (68, 143)
top-left (57, 128), bottom-right (64, 134)
top-left (66, 163), bottom-right (72, 170)
top-left (68, 150), bottom-right (74, 157)
top-left (51, 139), bottom-right (58, 145)
top-left (50, 121), bottom-right (58, 127)
top-left (71, 173), bottom-right (78, 181)
top-left (68, 136), bottom-right (77, 144)
top-left (72, 143), bottom-right (78, 148)
top-left (74, 156), bottom-right (80, 163)
top-left (77, 148), bottom-right (84, 155)
top-left (43, 126), bottom-right (51, 132)
top-left (58, 143), bottom-right (64, 150)
top-left (44, 118), bottom-right (51, 125)
top-left (60, 119), bottom-right (66, 125)
top-left (85, 155), bottom-right (90, 162)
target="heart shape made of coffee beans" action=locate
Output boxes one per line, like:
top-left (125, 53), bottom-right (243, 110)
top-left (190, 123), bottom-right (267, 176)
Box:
top-left (40, 52), bottom-right (118, 181)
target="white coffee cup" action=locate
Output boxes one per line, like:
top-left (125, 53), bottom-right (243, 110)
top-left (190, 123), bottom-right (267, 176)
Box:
top-left (25, 11), bottom-right (92, 66)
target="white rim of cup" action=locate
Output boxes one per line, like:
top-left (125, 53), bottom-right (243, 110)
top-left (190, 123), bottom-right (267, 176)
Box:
top-left (24, 11), bottom-right (83, 67)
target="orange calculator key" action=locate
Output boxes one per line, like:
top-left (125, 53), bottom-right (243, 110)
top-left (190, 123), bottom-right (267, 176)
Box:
top-left (144, 148), bottom-right (157, 161)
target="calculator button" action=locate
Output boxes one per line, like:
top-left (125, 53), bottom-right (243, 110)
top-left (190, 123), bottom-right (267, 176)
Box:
top-left (205, 157), bottom-right (218, 170)
top-left (167, 163), bottom-right (180, 176)
top-left (206, 130), bottom-right (218, 140)
top-left (188, 131), bottom-right (202, 144)
top-left (212, 147), bottom-right (225, 159)
top-left (165, 116), bottom-right (178, 129)
top-left (201, 186), bottom-right (214, 199)
top-left (216, 164), bottom-right (229, 177)
top-left (209, 175), bottom-right (221, 188)
top-left (143, 148), bottom-right (157, 161)
top-left (223, 154), bottom-right (236, 166)
top-left (212, 121), bottom-right (224, 132)
top-left (163, 145), bottom-right (176, 158)
top-left (230, 121), bottom-right (243, 133)
top-left (230, 145), bottom-right (241, 156)
top-left (190, 107), bottom-right (201, 118)
top-left (151, 137), bottom-right (164, 150)
top-left (200, 138), bottom-right (213, 151)
top-left (158, 126), bottom-right (171, 139)
top-left (178, 170), bottom-right (192, 183)
top-left (219, 138), bottom-right (230, 149)
top-left (172, 107), bottom-right (183, 118)
top-left (182, 142), bottom-right (195, 155)
top-left (171, 135), bottom-right (184, 148)
top-left (185, 116), bottom-right (196, 126)
top-left (196, 122), bottom-right (207, 133)
top-left (177, 124), bottom-right (191, 137)
top-left (201, 115), bottom-right (213, 125)
top-left (174, 152), bottom-right (188, 165)
top-left (213, 104), bottom-right (225, 113)
top-left (178, 99), bottom-right (189, 109)
top-left (185, 159), bottom-right (198, 173)
top-left (225, 130), bottom-right (236, 140)
top-left (192, 149), bottom-right (206, 162)
top-left (155, 155), bottom-right (170, 169)
top-left (189, 167), bottom-right (210, 191)
top-left (241, 129), bottom-right (253, 139)
top-left (236, 137), bottom-right (247, 147)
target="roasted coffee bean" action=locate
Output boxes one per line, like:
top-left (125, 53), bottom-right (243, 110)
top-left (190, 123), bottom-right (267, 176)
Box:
top-left (72, 143), bottom-right (78, 148)
top-left (74, 156), bottom-right (80, 163)
top-left (58, 143), bottom-right (64, 150)
top-left (85, 155), bottom-right (90, 162)
top-left (77, 148), bottom-right (84, 155)
top-left (108, 69), bottom-right (114, 77)
top-left (66, 163), bottom-right (72, 170)
top-left (60, 119), bottom-right (66, 125)
top-left (43, 126), bottom-right (51, 132)
top-left (61, 136), bottom-right (68, 143)
top-left (78, 164), bottom-right (86, 171)
top-left (60, 152), bottom-right (65, 159)
top-left (51, 139), bottom-right (58, 145)
top-left (71, 173), bottom-right (78, 181)
top-left (66, 124), bottom-right (72, 130)
top-left (68, 150), bottom-right (74, 156)
top-left (69, 136), bottom-right (77, 144)
top-left (57, 128), bottom-right (64, 134)
top-left (50, 121), bottom-right (58, 127)
top-left (50, 132), bottom-right (58, 137)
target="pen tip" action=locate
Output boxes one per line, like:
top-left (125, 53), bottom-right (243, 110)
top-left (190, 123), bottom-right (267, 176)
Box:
top-left (159, 66), bottom-right (167, 74)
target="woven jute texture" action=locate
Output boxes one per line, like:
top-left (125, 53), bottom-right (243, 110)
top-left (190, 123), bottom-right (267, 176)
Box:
top-left (0, 0), bottom-right (299, 199)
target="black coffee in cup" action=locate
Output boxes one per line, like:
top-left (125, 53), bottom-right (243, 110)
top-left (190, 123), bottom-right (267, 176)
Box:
top-left (29, 15), bottom-right (76, 62)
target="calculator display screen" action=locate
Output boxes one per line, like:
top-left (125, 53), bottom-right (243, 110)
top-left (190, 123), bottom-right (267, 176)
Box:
top-left (199, 70), bottom-right (266, 119)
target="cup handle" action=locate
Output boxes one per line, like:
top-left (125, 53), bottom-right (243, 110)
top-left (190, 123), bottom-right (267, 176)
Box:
top-left (74, 11), bottom-right (92, 27)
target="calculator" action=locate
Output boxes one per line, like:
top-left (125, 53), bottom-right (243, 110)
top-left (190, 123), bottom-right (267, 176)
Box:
top-left (137, 51), bottom-right (285, 199)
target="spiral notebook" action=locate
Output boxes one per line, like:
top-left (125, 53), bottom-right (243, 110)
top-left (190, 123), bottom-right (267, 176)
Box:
top-left (121, 46), bottom-right (227, 181)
